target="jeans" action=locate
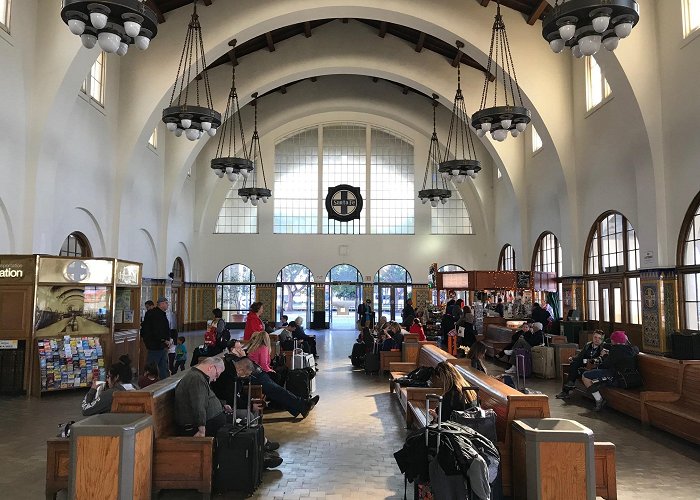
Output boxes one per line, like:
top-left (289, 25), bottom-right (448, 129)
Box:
top-left (147, 348), bottom-right (169, 380)
top-left (251, 371), bottom-right (307, 417)
top-left (565, 358), bottom-right (585, 387)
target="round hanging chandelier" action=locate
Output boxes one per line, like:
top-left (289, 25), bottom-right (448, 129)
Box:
top-left (438, 43), bottom-right (481, 183)
top-left (471, 1), bottom-right (530, 142)
top-left (162, 0), bottom-right (221, 141)
top-left (210, 62), bottom-right (253, 183)
top-left (238, 94), bottom-right (271, 206)
top-left (60, 0), bottom-right (158, 55)
top-left (419, 95), bottom-right (452, 207)
top-left (543, 0), bottom-right (640, 57)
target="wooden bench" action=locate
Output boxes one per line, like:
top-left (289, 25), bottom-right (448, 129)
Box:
top-left (481, 324), bottom-right (515, 358)
top-left (46, 371), bottom-right (215, 499)
top-left (642, 361), bottom-right (700, 444)
top-left (402, 340), bottom-right (438, 364)
top-left (380, 350), bottom-right (401, 372)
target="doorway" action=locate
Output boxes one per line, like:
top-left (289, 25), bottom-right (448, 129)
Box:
top-left (374, 264), bottom-right (412, 323)
top-left (599, 281), bottom-right (624, 332)
top-left (325, 264), bottom-right (362, 330)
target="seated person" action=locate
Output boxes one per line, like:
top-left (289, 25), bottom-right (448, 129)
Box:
top-left (498, 322), bottom-right (530, 359)
top-left (175, 356), bottom-right (282, 468)
top-left (82, 355), bottom-right (135, 416)
top-left (374, 315), bottom-right (388, 334)
top-left (556, 330), bottom-right (605, 399)
top-left (388, 321), bottom-right (405, 349)
top-left (138, 361), bottom-right (160, 388)
top-left (225, 341), bottom-right (320, 419)
top-left (429, 361), bottom-right (478, 422)
top-left (247, 330), bottom-right (287, 386)
top-left (409, 318), bottom-right (426, 341)
top-left (288, 318), bottom-right (318, 358)
top-left (581, 331), bottom-right (640, 411)
top-left (280, 315), bottom-right (289, 327)
top-left (379, 330), bottom-right (397, 351)
top-left (356, 326), bottom-right (375, 347)
top-left (525, 322), bottom-right (545, 347)
top-left (466, 341), bottom-right (488, 374)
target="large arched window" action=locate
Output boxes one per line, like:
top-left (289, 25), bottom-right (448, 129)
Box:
top-left (276, 264), bottom-right (315, 327)
top-left (532, 232), bottom-right (563, 317)
top-left (59, 232), bottom-right (92, 258)
top-left (325, 264), bottom-right (363, 329)
top-left (679, 192), bottom-right (700, 330)
top-left (584, 212), bottom-right (641, 325)
top-left (431, 189), bottom-right (473, 235)
top-left (498, 244), bottom-right (516, 271)
top-left (215, 185), bottom-right (258, 234)
top-left (374, 264), bottom-right (412, 322)
top-left (217, 264), bottom-right (256, 323)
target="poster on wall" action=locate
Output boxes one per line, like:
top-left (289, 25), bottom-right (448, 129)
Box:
top-left (34, 286), bottom-right (111, 336)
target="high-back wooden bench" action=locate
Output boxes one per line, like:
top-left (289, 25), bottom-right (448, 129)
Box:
top-left (481, 324), bottom-right (515, 358)
top-left (46, 371), bottom-right (214, 499)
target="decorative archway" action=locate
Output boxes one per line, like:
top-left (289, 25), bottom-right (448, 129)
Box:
top-left (217, 264), bottom-right (256, 323)
top-left (678, 191), bottom-right (700, 330)
top-left (497, 244), bottom-right (515, 271)
top-left (324, 264), bottom-right (363, 329)
top-left (276, 263), bottom-right (315, 327)
top-left (531, 232), bottom-right (562, 318)
top-left (59, 232), bottom-right (92, 258)
top-left (374, 264), bottom-right (412, 322)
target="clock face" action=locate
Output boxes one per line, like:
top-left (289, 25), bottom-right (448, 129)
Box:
top-left (325, 184), bottom-right (363, 222)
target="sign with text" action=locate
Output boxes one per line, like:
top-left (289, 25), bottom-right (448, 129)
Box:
top-left (325, 184), bottom-right (363, 222)
top-left (442, 272), bottom-right (469, 289)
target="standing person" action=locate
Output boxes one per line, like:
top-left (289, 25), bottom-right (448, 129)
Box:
top-left (495, 298), bottom-right (505, 318)
top-left (357, 298), bottom-right (374, 329)
top-left (440, 308), bottom-right (456, 348)
top-left (531, 302), bottom-right (551, 326)
top-left (401, 298), bottom-right (415, 328)
top-left (212, 308), bottom-right (230, 353)
top-left (243, 302), bottom-right (265, 342)
top-left (143, 300), bottom-right (155, 316)
top-left (166, 337), bottom-right (177, 375)
top-left (456, 306), bottom-right (477, 349)
top-left (174, 336), bottom-right (187, 372)
top-left (140, 296), bottom-right (171, 380)
top-left (167, 305), bottom-right (178, 342)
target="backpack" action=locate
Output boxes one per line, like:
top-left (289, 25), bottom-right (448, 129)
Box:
top-left (216, 319), bottom-right (231, 349)
top-left (395, 366), bottom-right (434, 387)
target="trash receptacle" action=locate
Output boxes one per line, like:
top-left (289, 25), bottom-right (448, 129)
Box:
top-left (511, 418), bottom-right (595, 500)
top-left (70, 413), bottom-right (153, 500)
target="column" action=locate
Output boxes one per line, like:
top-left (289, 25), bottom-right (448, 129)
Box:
top-left (640, 269), bottom-right (679, 355)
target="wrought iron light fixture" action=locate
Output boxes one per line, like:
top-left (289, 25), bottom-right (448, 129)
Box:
top-left (438, 42), bottom-right (481, 183)
top-left (162, 0), bottom-right (221, 141)
top-left (210, 62), bottom-right (253, 182)
top-left (543, 0), bottom-right (640, 57)
top-left (420, 95), bottom-right (452, 207)
top-left (472, 1), bottom-right (530, 142)
top-left (60, 0), bottom-right (158, 55)
top-left (238, 93), bottom-right (271, 206)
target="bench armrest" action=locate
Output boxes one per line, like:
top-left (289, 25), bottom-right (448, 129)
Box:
top-left (639, 391), bottom-right (681, 424)
top-left (405, 386), bottom-right (444, 401)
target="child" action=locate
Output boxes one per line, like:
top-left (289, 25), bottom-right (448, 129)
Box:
top-left (166, 337), bottom-right (177, 375)
top-left (174, 336), bottom-right (187, 372)
top-left (138, 362), bottom-right (159, 389)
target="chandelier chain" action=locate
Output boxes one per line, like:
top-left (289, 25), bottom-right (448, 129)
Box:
top-left (502, 14), bottom-right (523, 106)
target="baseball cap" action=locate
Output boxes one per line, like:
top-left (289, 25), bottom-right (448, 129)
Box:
top-left (157, 296), bottom-right (168, 304)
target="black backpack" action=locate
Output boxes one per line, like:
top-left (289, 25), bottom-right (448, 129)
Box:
top-left (216, 319), bottom-right (231, 350)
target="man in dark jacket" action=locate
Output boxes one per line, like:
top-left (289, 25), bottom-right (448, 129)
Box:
top-left (556, 330), bottom-right (605, 399)
top-left (531, 302), bottom-right (551, 326)
top-left (140, 296), bottom-right (171, 379)
top-left (582, 331), bottom-right (639, 411)
top-left (401, 298), bottom-right (415, 328)
top-left (525, 322), bottom-right (545, 347)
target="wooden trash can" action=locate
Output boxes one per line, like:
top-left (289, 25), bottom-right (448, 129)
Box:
top-left (70, 413), bottom-right (153, 500)
top-left (512, 418), bottom-right (595, 500)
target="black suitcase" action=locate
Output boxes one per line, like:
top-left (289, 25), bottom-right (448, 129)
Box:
top-left (286, 343), bottom-right (312, 399)
top-left (364, 341), bottom-right (380, 374)
top-left (214, 378), bottom-right (265, 495)
top-left (351, 342), bottom-right (366, 367)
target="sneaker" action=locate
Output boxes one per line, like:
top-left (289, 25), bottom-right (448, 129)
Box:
top-left (264, 440), bottom-right (280, 452)
top-left (505, 366), bottom-right (516, 374)
top-left (594, 398), bottom-right (607, 412)
top-left (263, 453), bottom-right (283, 469)
top-left (555, 390), bottom-right (571, 400)
top-left (300, 395), bottom-right (320, 418)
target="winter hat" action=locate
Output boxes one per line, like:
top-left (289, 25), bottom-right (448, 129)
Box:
top-left (610, 331), bottom-right (628, 344)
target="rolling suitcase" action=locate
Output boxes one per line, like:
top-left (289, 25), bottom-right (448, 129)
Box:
top-left (350, 342), bottom-right (366, 367)
top-left (531, 345), bottom-right (556, 379)
top-left (513, 347), bottom-right (532, 377)
top-left (515, 354), bottom-right (542, 395)
top-left (214, 378), bottom-right (265, 495)
top-left (364, 340), bottom-right (380, 374)
top-left (286, 341), bottom-right (314, 398)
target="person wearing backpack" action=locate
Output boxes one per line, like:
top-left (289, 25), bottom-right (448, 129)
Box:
top-left (212, 308), bottom-right (231, 352)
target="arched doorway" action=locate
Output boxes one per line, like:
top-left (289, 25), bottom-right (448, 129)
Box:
top-left (276, 264), bottom-right (315, 327)
top-left (432, 264), bottom-right (467, 306)
top-left (325, 264), bottom-right (362, 329)
top-left (374, 264), bottom-right (412, 322)
top-left (216, 264), bottom-right (256, 324)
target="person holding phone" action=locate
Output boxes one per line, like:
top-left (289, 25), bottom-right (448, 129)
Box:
top-left (81, 355), bottom-right (135, 416)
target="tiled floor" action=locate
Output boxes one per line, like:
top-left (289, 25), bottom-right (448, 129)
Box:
top-left (2, 330), bottom-right (699, 499)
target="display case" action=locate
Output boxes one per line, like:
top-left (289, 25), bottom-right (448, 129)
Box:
top-left (0, 255), bottom-right (142, 396)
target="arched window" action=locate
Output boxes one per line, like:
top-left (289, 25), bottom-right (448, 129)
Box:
top-left (584, 212), bottom-right (641, 325)
top-left (431, 188), bottom-right (473, 235)
top-left (498, 244), bottom-right (516, 271)
top-left (324, 264), bottom-right (363, 329)
top-left (276, 264), bottom-right (314, 327)
top-left (434, 265), bottom-right (467, 305)
top-left (217, 264), bottom-right (256, 323)
top-left (59, 232), bottom-right (92, 258)
top-left (374, 264), bottom-right (412, 322)
top-left (215, 185), bottom-right (258, 234)
top-left (679, 192), bottom-right (700, 330)
top-left (439, 264), bottom-right (465, 273)
top-left (532, 232), bottom-right (563, 318)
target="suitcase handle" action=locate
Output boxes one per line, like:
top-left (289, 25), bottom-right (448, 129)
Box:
top-left (425, 393), bottom-right (443, 452)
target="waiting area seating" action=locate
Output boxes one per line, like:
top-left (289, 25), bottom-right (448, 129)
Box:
top-left (481, 324), bottom-right (515, 358)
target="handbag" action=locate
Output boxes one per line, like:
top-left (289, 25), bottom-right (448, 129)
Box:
top-left (617, 368), bottom-right (643, 389)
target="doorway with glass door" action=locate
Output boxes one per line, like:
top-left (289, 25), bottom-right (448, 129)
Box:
top-left (325, 264), bottom-right (362, 330)
top-left (374, 264), bottom-right (412, 324)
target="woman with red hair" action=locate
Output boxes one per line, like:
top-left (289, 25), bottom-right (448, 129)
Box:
top-left (243, 302), bottom-right (265, 342)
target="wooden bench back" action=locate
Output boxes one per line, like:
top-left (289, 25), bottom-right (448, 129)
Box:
top-left (454, 365), bottom-right (550, 442)
top-left (403, 333), bottom-right (420, 343)
top-left (680, 362), bottom-right (700, 407)
top-left (418, 343), bottom-right (456, 367)
top-left (485, 325), bottom-right (514, 343)
top-left (112, 370), bottom-right (188, 439)
top-left (637, 353), bottom-right (684, 393)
